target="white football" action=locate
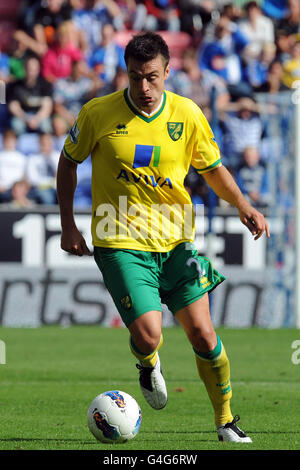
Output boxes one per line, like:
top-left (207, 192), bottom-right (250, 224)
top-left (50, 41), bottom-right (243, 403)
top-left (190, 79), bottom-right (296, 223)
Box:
top-left (87, 390), bottom-right (142, 443)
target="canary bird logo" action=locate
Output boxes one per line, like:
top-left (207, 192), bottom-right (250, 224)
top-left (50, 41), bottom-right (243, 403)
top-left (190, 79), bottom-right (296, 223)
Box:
top-left (167, 122), bottom-right (183, 141)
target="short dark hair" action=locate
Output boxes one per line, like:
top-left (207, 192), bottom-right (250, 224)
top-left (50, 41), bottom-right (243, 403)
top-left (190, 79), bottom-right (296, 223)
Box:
top-left (124, 32), bottom-right (170, 67)
top-left (245, 1), bottom-right (260, 11)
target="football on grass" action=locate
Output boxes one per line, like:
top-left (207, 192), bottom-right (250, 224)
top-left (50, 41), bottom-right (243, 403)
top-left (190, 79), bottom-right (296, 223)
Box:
top-left (87, 390), bottom-right (142, 443)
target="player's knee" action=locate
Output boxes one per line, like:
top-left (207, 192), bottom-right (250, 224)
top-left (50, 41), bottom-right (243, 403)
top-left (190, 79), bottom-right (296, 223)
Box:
top-left (140, 333), bottom-right (161, 354)
top-left (129, 310), bottom-right (162, 354)
top-left (189, 326), bottom-right (217, 353)
top-left (131, 331), bottom-right (161, 355)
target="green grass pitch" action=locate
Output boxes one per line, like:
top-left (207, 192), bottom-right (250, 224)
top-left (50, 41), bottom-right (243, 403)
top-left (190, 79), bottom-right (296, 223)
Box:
top-left (0, 325), bottom-right (299, 451)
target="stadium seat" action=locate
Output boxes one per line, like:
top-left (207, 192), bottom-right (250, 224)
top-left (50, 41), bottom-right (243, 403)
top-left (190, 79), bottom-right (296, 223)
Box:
top-left (0, 0), bottom-right (20, 18)
top-left (159, 31), bottom-right (191, 69)
top-left (114, 30), bottom-right (139, 49)
top-left (0, 21), bottom-right (16, 52)
top-left (0, 0), bottom-right (20, 51)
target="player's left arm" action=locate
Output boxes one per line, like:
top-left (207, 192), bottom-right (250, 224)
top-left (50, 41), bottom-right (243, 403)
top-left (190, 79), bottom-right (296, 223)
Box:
top-left (202, 165), bottom-right (270, 240)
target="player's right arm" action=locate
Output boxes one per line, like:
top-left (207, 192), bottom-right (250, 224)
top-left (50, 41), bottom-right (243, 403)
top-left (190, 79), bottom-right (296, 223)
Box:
top-left (57, 102), bottom-right (97, 256)
top-left (56, 152), bottom-right (92, 256)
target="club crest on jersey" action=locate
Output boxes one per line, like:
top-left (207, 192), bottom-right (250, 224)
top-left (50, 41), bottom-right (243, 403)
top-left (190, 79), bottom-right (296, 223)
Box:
top-left (167, 122), bottom-right (183, 141)
top-left (120, 295), bottom-right (132, 310)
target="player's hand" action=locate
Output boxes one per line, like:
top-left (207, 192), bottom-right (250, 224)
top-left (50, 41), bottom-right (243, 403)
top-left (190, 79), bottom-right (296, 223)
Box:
top-left (61, 226), bottom-right (93, 256)
top-left (238, 206), bottom-right (270, 241)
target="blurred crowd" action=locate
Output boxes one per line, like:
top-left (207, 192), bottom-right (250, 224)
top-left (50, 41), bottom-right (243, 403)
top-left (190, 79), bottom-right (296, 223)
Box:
top-left (0, 0), bottom-right (299, 210)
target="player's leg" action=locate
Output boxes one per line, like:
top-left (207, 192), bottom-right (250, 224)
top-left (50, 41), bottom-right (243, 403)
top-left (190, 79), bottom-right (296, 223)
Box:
top-left (175, 294), bottom-right (233, 426)
top-left (175, 295), bottom-right (252, 442)
top-left (128, 310), bottom-right (167, 409)
top-left (129, 309), bottom-right (163, 366)
top-left (162, 243), bottom-right (252, 442)
top-left (94, 247), bottom-right (167, 409)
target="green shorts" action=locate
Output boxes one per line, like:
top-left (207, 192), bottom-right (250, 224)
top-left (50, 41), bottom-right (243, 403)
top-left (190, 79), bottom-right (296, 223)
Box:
top-left (94, 242), bottom-right (225, 327)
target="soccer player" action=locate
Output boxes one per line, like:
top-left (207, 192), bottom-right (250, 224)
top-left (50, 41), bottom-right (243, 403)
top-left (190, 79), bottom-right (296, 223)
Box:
top-left (57, 32), bottom-right (270, 443)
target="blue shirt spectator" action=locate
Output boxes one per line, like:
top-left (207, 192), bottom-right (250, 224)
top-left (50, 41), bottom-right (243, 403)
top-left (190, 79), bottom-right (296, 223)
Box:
top-left (0, 50), bottom-right (10, 131)
top-left (0, 51), bottom-right (10, 82)
top-left (89, 23), bottom-right (126, 83)
top-left (261, 0), bottom-right (288, 19)
top-left (199, 15), bottom-right (249, 85)
top-left (72, 0), bottom-right (120, 57)
top-left (245, 42), bottom-right (276, 88)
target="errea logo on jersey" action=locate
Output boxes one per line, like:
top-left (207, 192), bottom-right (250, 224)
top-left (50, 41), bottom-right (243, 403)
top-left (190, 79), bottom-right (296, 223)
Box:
top-left (116, 123), bottom-right (128, 135)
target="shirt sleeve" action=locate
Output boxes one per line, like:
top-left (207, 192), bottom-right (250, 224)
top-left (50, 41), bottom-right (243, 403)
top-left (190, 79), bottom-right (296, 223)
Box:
top-left (63, 105), bottom-right (95, 164)
top-left (190, 105), bottom-right (222, 174)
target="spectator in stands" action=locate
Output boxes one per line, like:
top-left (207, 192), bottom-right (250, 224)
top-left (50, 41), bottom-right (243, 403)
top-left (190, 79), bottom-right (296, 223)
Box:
top-left (94, 0), bottom-right (126, 28)
top-left (52, 114), bottom-right (69, 152)
top-left (184, 166), bottom-right (208, 207)
top-left (7, 55), bottom-right (53, 135)
top-left (199, 14), bottom-right (250, 95)
top-left (275, 29), bottom-right (294, 63)
top-left (14, 0), bottom-right (73, 57)
top-left (0, 42), bottom-right (12, 130)
top-left (177, 0), bottom-right (215, 36)
top-left (235, 146), bottom-right (270, 207)
top-left (254, 60), bottom-right (290, 93)
top-left (221, 3), bottom-right (244, 23)
top-left (238, 1), bottom-right (275, 61)
top-left (34, 0), bottom-right (73, 47)
top-left (245, 42), bottom-right (277, 89)
top-left (71, 0), bottom-right (122, 57)
top-left (113, 0), bottom-right (148, 31)
top-left (143, 0), bottom-right (180, 32)
top-left (0, 129), bottom-right (27, 203)
top-left (220, 97), bottom-right (264, 170)
top-left (0, 48), bottom-right (10, 85)
top-left (261, 0), bottom-right (288, 20)
top-left (71, 0), bottom-right (104, 57)
top-left (97, 66), bottom-right (129, 96)
top-left (276, 0), bottom-right (300, 36)
top-left (6, 179), bottom-right (34, 208)
top-left (166, 47), bottom-right (230, 112)
top-left (8, 36), bottom-right (29, 82)
top-left (53, 59), bottom-right (101, 128)
top-left (42, 21), bottom-right (84, 83)
top-left (89, 23), bottom-right (126, 84)
top-left (26, 133), bottom-right (60, 205)
top-left (282, 38), bottom-right (300, 88)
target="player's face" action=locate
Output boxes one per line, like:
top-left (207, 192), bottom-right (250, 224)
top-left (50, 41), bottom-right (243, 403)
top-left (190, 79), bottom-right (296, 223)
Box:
top-left (127, 54), bottom-right (170, 113)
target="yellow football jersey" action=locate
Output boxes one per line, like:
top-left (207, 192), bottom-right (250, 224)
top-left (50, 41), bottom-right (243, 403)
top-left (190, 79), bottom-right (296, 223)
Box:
top-left (63, 88), bottom-right (222, 252)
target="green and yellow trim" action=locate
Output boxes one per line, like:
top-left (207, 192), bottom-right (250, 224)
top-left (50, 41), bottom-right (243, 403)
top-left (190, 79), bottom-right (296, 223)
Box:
top-left (193, 335), bottom-right (223, 361)
top-left (195, 159), bottom-right (222, 174)
top-left (124, 88), bottom-right (166, 123)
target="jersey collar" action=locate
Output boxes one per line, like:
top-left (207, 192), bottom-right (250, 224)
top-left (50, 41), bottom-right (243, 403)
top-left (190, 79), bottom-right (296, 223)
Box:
top-left (124, 88), bottom-right (166, 123)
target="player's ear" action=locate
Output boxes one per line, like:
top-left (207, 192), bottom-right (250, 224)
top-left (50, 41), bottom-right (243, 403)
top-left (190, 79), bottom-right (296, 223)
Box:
top-left (164, 63), bottom-right (170, 80)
